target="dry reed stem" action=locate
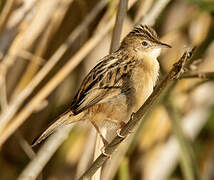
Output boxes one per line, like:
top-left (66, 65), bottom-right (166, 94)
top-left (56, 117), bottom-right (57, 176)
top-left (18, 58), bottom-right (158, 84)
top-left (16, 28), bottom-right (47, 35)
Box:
top-left (0, 0), bottom-right (60, 87)
top-left (12, 0), bottom-right (74, 97)
top-left (6, 0), bottom-right (37, 29)
top-left (75, 129), bottom-right (96, 179)
top-left (0, 0), bottom-right (62, 131)
top-left (110, 0), bottom-right (128, 53)
top-left (93, 0), bottom-right (118, 34)
top-left (18, 50), bottom-right (46, 64)
top-left (0, 0), bottom-right (107, 132)
top-left (92, 133), bottom-right (104, 180)
top-left (0, 76), bottom-right (8, 111)
top-left (0, 0), bottom-right (15, 35)
top-left (12, 29), bottom-right (53, 98)
top-left (18, 125), bottom-right (73, 180)
top-left (0, 0), bottom-right (36, 59)
top-left (15, 131), bottom-right (36, 160)
top-left (134, 0), bottom-right (154, 23)
top-left (140, 0), bottom-right (171, 25)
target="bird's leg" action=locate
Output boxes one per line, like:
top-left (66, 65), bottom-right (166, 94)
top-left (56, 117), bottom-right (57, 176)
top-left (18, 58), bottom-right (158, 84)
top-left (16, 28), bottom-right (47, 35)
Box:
top-left (90, 121), bottom-right (111, 157)
top-left (90, 121), bottom-right (109, 147)
top-left (116, 114), bottom-right (136, 138)
top-left (103, 118), bottom-right (128, 138)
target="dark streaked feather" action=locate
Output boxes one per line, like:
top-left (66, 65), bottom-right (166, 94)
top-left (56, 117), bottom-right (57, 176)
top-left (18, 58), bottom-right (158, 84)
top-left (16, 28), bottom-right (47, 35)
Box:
top-left (70, 50), bottom-right (136, 114)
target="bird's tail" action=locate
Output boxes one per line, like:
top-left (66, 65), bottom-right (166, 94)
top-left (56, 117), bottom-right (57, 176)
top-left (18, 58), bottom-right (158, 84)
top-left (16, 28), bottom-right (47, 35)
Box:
top-left (32, 110), bottom-right (82, 147)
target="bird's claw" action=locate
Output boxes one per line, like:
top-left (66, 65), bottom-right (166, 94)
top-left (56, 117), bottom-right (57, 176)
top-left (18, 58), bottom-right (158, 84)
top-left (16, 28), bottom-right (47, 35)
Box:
top-left (101, 146), bottom-right (111, 158)
top-left (116, 128), bottom-right (126, 138)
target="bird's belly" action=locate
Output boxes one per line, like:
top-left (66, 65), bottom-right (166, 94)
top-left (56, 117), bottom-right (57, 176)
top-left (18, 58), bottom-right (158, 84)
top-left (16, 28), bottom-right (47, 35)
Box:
top-left (88, 94), bottom-right (130, 126)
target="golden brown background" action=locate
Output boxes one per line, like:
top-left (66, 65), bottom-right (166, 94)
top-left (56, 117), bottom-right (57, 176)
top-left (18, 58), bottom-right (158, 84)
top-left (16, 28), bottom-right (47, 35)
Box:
top-left (0, 0), bottom-right (214, 179)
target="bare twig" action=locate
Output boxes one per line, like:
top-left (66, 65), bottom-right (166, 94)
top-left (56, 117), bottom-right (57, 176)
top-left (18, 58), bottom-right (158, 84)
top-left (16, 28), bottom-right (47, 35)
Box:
top-left (15, 131), bottom-right (44, 180)
top-left (180, 72), bottom-right (214, 79)
top-left (79, 48), bottom-right (194, 180)
top-left (110, 0), bottom-right (128, 53)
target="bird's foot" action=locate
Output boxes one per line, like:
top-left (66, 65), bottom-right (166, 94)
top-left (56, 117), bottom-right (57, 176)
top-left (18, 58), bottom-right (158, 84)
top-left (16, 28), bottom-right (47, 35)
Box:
top-left (116, 121), bottom-right (133, 138)
top-left (101, 146), bottom-right (111, 158)
top-left (116, 128), bottom-right (126, 138)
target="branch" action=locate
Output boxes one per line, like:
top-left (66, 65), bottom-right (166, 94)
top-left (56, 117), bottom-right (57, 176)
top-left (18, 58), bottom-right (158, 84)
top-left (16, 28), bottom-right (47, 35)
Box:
top-left (79, 48), bottom-right (195, 180)
top-left (180, 72), bottom-right (214, 79)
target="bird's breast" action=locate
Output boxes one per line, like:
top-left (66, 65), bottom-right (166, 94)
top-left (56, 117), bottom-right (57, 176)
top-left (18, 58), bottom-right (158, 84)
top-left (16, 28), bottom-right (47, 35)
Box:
top-left (130, 57), bottom-right (159, 112)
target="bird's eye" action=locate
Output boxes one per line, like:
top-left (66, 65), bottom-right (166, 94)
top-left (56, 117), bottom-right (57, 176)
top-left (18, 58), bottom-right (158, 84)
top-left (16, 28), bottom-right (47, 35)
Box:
top-left (142, 41), bottom-right (149, 47)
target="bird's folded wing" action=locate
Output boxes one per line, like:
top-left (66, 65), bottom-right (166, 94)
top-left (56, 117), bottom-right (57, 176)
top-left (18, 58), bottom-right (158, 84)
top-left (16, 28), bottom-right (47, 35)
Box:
top-left (72, 86), bottom-right (122, 114)
top-left (70, 53), bottom-right (135, 114)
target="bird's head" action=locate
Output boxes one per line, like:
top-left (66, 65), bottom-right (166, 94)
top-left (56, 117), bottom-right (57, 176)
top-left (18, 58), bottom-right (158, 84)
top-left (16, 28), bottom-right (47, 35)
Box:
top-left (120, 25), bottom-right (171, 59)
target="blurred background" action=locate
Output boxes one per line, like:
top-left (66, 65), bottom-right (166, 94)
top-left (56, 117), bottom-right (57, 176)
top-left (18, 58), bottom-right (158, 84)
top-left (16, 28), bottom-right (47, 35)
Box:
top-left (0, 0), bottom-right (214, 179)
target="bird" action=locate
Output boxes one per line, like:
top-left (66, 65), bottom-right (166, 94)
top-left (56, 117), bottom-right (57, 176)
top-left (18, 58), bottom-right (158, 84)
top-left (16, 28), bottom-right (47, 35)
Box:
top-left (32, 25), bottom-right (171, 147)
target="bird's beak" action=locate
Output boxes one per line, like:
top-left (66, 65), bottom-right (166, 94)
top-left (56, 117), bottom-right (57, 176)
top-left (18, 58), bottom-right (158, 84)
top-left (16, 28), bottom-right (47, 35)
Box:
top-left (158, 41), bottom-right (172, 48)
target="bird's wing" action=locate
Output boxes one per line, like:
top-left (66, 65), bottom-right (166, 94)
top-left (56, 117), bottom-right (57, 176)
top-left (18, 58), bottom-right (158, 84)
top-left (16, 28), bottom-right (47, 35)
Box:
top-left (70, 52), bottom-right (135, 114)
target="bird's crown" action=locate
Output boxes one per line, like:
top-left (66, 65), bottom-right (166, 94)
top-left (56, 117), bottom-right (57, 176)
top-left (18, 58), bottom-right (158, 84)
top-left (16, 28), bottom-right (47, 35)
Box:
top-left (129, 25), bottom-right (159, 42)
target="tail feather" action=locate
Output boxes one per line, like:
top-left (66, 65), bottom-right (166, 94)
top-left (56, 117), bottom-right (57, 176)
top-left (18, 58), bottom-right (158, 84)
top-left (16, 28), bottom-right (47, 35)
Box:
top-left (32, 110), bottom-right (80, 147)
